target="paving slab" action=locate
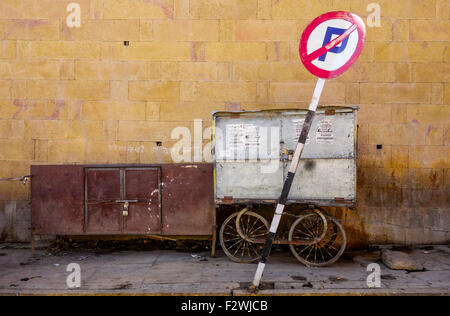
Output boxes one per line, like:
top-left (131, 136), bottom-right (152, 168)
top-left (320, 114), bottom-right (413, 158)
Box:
top-left (0, 246), bottom-right (448, 296)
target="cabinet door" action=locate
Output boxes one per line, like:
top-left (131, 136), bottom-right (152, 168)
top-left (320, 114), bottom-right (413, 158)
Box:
top-left (123, 168), bottom-right (161, 234)
top-left (86, 169), bottom-right (122, 234)
top-left (85, 168), bottom-right (161, 235)
top-left (162, 164), bottom-right (214, 235)
top-left (31, 165), bottom-right (85, 235)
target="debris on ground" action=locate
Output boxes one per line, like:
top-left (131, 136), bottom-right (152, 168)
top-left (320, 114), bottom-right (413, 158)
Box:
top-left (191, 254), bottom-right (208, 262)
top-left (329, 276), bottom-right (347, 282)
top-left (239, 282), bottom-right (274, 290)
top-left (20, 276), bottom-right (41, 282)
top-left (381, 249), bottom-right (424, 271)
top-left (291, 275), bottom-right (307, 281)
top-left (45, 237), bottom-right (211, 255)
top-left (20, 257), bottom-right (40, 266)
top-left (302, 282), bottom-right (313, 288)
top-left (113, 282), bottom-right (132, 290)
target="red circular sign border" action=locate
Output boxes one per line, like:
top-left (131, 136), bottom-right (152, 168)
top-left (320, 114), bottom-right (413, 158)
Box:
top-left (299, 11), bottom-right (366, 79)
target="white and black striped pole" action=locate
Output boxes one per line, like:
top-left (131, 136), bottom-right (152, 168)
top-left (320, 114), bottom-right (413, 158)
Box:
top-left (251, 78), bottom-right (325, 289)
top-left (250, 11), bottom-right (366, 289)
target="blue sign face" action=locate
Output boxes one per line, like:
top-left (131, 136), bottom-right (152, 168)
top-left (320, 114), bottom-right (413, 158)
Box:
top-left (318, 27), bottom-right (350, 62)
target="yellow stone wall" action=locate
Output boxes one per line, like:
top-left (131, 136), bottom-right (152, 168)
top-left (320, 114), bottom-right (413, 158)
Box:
top-left (0, 0), bottom-right (448, 243)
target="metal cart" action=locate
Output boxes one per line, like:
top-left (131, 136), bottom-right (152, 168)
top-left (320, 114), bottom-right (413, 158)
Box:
top-left (213, 107), bottom-right (358, 266)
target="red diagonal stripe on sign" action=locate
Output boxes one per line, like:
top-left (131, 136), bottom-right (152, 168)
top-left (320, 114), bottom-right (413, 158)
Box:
top-left (305, 24), bottom-right (357, 63)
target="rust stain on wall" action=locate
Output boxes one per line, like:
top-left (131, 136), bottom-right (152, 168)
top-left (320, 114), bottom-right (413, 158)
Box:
top-left (144, 0), bottom-right (174, 19)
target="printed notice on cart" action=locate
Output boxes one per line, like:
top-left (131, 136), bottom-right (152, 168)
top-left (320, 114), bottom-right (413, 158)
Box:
top-left (292, 119), bottom-right (310, 145)
top-left (226, 124), bottom-right (260, 159)
top-left (316, 119), bottom-right (334, 143)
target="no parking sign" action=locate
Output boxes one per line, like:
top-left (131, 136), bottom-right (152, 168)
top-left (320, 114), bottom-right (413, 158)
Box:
top-left (251, 11), bottom-right (366, 290)
top-left (299, 11), bottom-right (366, 79)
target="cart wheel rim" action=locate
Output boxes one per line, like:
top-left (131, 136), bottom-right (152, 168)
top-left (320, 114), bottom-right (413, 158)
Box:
top-left (219, 211), bottom-right (269, 264)
top-left (288, 214), bottom-right (347, 267)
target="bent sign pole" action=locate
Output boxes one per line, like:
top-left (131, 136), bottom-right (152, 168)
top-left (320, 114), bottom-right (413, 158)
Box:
top-left (251, 77), bottom-right (325, 288)
top-left (251, 11), bottom-right (366, 290)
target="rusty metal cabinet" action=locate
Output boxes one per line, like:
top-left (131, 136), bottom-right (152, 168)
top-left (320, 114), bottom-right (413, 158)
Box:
top-left (31, 164), bottom-right (215, 238)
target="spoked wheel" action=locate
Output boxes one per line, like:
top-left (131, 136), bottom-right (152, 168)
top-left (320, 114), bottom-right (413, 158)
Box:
top-left (288, 214), bottom-right (347, 267)
top-left (220, 211), bottom-right (269, 263)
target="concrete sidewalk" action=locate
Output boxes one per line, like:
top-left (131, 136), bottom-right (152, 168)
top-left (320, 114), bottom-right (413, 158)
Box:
top-left (0, 244), bottom-right (449, 296)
